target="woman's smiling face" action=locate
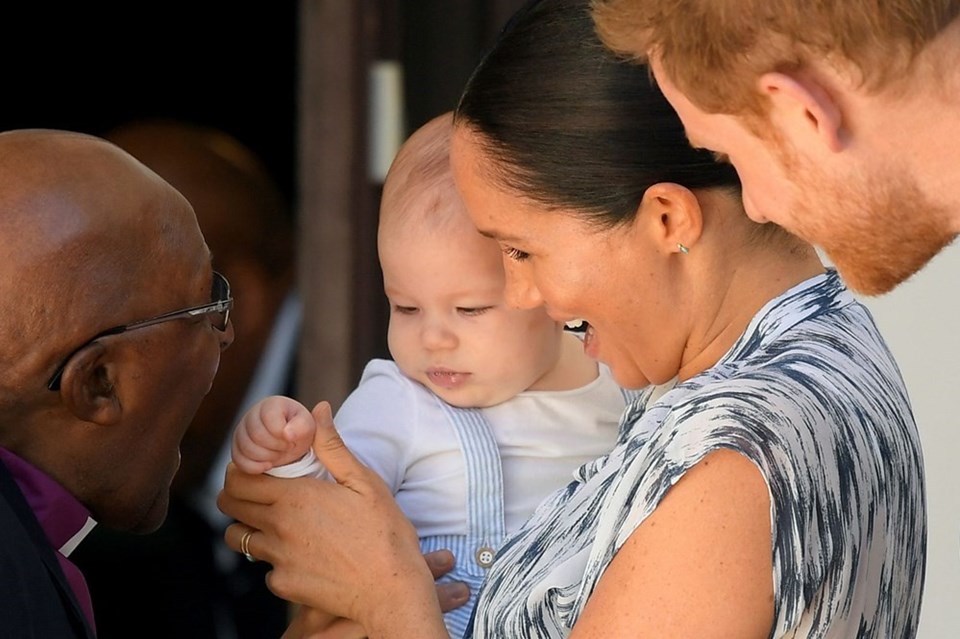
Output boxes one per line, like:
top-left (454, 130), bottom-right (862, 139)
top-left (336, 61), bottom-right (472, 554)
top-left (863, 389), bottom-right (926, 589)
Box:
top-left (450, 127), bottom-right (687, 389)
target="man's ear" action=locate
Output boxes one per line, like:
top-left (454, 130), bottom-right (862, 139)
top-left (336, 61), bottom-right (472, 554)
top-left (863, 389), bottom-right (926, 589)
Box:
top-left (638, 182), bottom-right (704, 254)
top-left (58, 342), bottom-right (123, 424)
top-left (758, 71), bottom-right (845, 153)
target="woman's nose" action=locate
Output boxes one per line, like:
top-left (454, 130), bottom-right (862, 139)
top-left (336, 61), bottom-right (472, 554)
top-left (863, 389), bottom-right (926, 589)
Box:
top-left (503, 267), bottom-right (543, 310)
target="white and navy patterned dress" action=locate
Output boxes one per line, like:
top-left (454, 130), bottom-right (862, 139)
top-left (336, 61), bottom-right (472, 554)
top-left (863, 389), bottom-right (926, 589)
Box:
top-left (468, 271), bottom-right (926, 638)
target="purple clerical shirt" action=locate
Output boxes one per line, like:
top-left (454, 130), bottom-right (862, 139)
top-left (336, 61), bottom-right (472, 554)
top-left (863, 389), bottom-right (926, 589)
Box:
top-left (0, 446), bottom-right (97, 632)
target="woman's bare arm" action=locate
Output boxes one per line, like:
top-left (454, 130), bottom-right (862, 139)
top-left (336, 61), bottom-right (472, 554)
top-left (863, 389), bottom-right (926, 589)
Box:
top-left (569, 449), bottom-right (774, 639)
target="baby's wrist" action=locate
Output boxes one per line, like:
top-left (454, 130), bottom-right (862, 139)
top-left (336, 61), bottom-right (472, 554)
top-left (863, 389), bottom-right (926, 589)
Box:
top-left (266, 448), bottom-right (322, 478)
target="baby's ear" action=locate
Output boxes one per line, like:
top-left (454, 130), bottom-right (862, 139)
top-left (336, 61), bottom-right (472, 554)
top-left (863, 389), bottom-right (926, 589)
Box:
top-left (58, 342), bottom-right (122, 425)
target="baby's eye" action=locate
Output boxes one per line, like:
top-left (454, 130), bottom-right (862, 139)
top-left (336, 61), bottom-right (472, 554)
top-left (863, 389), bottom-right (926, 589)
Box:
top-left (458, 306), bottom-right (493, 317)
top-left (502, 246), bottom-right (530, 262)
top-left (392, 305), bottom-right (419, 315)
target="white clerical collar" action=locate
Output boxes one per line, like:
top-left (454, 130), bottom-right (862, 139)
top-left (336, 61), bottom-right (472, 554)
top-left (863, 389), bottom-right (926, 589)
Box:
top-left (60, 516), bottom-right (97, 557)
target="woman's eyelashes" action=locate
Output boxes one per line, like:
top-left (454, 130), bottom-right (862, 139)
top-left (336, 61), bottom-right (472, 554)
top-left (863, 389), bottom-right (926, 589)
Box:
top-left (502, 246), bottom-right (530, 262)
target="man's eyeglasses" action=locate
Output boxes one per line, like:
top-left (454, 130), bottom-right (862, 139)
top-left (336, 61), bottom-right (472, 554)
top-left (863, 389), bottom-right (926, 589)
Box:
top-left (47, 271), bottom-right (233, 391)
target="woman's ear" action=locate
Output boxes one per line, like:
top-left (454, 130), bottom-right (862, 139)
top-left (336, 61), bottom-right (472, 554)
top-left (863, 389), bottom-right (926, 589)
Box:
top-left (58, 342), bottom-right (123, 425)
top-left (639, 182), bottom-right (704, 254)
top-left (758, 71), bottom-right (845, 153)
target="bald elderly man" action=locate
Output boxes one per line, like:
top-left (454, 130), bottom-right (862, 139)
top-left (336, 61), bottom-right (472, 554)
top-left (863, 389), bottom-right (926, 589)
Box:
top-left (0, 129), bottom-right (234, 637)
top-left (73, 120), bottom-right (295, 639)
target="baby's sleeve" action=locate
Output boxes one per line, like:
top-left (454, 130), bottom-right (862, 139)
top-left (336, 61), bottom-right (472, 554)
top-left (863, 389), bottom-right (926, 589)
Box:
top-left (332, 360), bottom-right (416, 493)
top-left (266, 449), bottom-right (325, 479)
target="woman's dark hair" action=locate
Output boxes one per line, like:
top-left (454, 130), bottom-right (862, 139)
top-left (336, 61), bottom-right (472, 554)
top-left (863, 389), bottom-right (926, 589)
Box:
top-left (454, 0), bottom-right (741, 228)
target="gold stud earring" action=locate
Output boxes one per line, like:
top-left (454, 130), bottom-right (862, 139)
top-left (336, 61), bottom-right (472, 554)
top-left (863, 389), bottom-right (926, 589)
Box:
top-left (677, 243), bottom-right (690, 254)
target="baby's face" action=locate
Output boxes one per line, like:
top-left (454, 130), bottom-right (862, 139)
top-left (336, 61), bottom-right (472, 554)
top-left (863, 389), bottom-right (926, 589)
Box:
top-left (380, 219), bottom-right (562, 408)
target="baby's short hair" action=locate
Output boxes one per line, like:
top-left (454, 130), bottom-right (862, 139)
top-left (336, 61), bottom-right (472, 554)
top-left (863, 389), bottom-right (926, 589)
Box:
top-left (379, 111), bottom-right (467, 239)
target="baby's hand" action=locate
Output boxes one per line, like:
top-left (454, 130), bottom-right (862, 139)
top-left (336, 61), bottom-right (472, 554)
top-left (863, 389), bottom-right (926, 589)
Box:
top-left (232, 395), bottom-right (317, 474)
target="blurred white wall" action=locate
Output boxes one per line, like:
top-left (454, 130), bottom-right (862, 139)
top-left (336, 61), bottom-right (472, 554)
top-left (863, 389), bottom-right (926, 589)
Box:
top-left (846, 243), bottom-right (960, 637)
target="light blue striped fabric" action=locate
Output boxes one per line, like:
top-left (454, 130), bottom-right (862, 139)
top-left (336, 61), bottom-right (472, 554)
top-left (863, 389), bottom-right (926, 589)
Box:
top-left (430, 377), bottom-right (643, 638)
top-left (469, 270), bottom-right (926, 638)
top-left (426, 402), bottom-right (505, 639)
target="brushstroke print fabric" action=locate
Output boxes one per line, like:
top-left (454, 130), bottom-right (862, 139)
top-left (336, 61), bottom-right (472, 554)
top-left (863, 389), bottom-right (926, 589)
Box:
top-left (469, 270), bottom-right (925, 638)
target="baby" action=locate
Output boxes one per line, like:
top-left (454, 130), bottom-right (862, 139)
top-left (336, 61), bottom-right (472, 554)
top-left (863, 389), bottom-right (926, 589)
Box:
top-left (231, 112), bottom-right (633, 637)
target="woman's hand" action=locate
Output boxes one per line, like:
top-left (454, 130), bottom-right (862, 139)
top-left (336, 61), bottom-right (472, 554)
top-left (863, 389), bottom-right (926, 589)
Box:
top-left (281, 605), bottom-right (361, 639)
top-left (278, 552), bottom-right (471, 639)
top-left (218, 402), bottom-right (449, 637)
